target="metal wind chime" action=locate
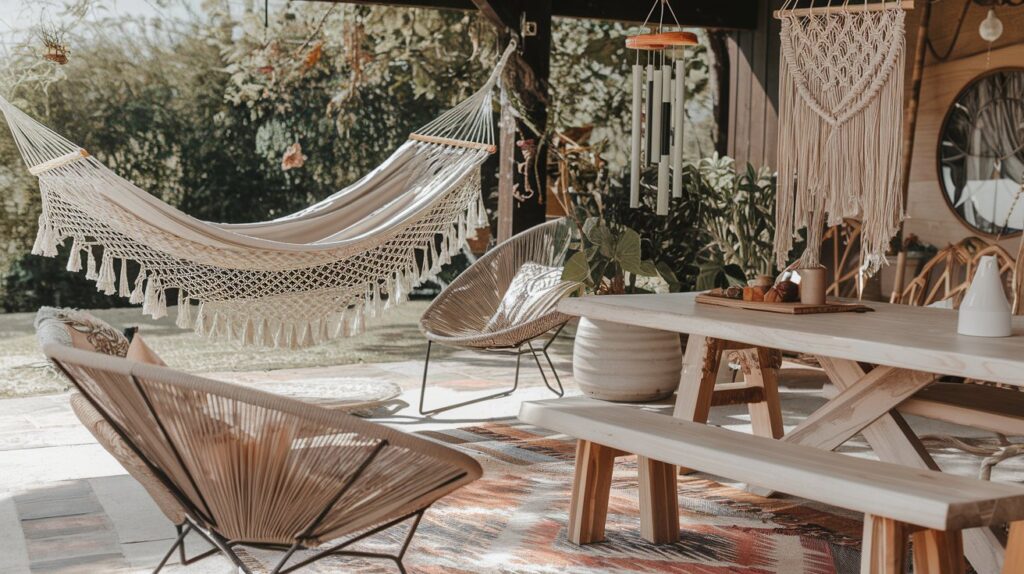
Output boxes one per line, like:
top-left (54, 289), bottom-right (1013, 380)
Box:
top-left (628, 0), bottom-right (697, 215)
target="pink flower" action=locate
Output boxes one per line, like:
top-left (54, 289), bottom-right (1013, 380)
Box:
top-left (281, 143), bottom-right (306, 171)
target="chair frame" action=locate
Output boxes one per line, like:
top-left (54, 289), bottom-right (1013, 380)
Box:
top-left (47, 351), bottom-right (470, 574)
top-left (419, 323), bottom-right (566, 416)
top-left (418, 218), bottom-right (574, 416)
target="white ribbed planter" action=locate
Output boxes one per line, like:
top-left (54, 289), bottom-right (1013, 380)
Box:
top-left (572, 317), bottom-right (683, 402)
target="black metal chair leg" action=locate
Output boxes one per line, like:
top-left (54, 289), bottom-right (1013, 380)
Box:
top-left (527, 340), bottom-right (564, 397)
top-left (153, 524), bottom-right (190, 573)
top-left (418, 341), bottom-right (520, 416)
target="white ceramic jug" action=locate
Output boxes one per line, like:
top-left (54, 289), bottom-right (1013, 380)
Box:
top-left (957, 255), bottom-right (1012, 337)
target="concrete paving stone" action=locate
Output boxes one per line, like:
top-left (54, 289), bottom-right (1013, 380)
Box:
top-left (89, 475), bottom-right (177, 545)
top-left (0, 495), bottom-right (31, 573)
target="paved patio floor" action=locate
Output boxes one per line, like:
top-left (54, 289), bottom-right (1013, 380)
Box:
top-left (0, 305), bottom-right (1022, 572)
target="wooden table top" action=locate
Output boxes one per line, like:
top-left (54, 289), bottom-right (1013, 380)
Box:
top-left (559, 292), bottom-right (1024, 387)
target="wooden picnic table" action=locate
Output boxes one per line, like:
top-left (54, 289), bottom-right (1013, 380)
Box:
top-left (557, 292), bottom-right (1024, 574)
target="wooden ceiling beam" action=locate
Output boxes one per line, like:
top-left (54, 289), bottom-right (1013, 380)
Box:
top-left (302, 0), bottom-right (758, 29)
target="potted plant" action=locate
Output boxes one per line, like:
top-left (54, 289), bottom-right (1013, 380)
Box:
top-left (560, 217), bottom-right (684, 402)
top-left (550, 138), bottom-right (683, 402)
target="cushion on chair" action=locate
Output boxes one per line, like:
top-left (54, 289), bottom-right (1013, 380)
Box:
top-left (485, 263), bottom-right (580, 332)
top-left (126, 335), bottom-right (167, 366)
top-left (68, 393), bottom-right (188, 524)
top-left (35, 307), bottom-right (130, 357)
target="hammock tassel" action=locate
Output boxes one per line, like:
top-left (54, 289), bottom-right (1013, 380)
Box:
top-left (31, 216), bottom-right (59, 257)
top-left (241, 317), bottom-right (255, 346)
top-left (66, 240), bottom-right (82, 272)
top-left (152, 284), bottom-right (167, 320)
top-left (130, 268), bottom-right (146, 305)
top-left (85, 248), bottom-right (98, 281)
top-left (176, 292), bottom-right (193, 329)
top-left (97, 251), bottom-right (116, 295)
top-left (118, 260), bottom-right (131, 298)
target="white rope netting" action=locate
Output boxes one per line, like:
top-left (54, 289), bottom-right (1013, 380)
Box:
top-left (1, 42), bottom-right (517, 349)
top-left (774, 1), bottom-right (907, 273)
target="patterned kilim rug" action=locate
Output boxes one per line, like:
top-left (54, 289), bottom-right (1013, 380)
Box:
top-left (239, 421), bottom-right (864, 574)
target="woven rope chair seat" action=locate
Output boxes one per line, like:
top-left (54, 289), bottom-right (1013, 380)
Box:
top-left (42, 343), bottom-right (481, 549)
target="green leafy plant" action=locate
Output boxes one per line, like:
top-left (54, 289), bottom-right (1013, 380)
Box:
top-left (549, 139), bottom-right (679, 295)
top-left (691, 154), bottom-right (777, 290)
top-left (561, 216), bottom-right (676, 295)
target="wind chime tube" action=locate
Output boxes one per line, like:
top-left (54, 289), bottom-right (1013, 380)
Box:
top-left (672, 57), bottom-right (686, 199)
top-left (646, 64), bottom-right (656, 166)
top-left (651, 65), bottom-right (663, 165)
top-left (630, 64), bottom-right (643, 208)
top-left (656, 64), bottom-right (672, 215)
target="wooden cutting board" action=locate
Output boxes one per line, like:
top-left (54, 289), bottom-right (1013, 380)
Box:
top-left (695, 293), bottom-right (874, 315)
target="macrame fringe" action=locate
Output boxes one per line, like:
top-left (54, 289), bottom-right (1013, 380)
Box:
top-left (66, 240), bottom-right (82, 272)
top-left (774, 7), bottom-right (906, 275)
top-left (85, 248), bottom-right (98, 281)
top-left (96, 251), bottom-right (116, 295)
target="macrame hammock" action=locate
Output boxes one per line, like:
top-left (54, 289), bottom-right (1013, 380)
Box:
top-left (0, 42), bottom-right (517, 349)
top-left (774, 0), bottom-right (908, 274)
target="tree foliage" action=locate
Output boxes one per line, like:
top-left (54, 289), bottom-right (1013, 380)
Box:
top-left (0, 1), bottom-right (722, 311)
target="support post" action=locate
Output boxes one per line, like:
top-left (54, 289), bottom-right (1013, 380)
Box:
top-left (473, 0), bottom-right (551, 240)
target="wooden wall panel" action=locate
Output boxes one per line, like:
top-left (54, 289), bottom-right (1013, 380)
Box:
top-left (903, 43), bottom-right (1024, 251)
top-left (724, 0), bottom-right (782, 170)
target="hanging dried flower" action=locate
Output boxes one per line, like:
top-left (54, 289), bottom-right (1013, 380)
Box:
top-left (303, 42), bottom-right (324, 71)
top-left (39, 24), bottom-right (70, 65)
top-left (281, 143), bottom-right (306, 171)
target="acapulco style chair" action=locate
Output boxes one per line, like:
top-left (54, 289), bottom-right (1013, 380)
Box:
top-left (418, 218), bottom-right (574, 415)
top-left (41, 342), bottom-right (481, 573)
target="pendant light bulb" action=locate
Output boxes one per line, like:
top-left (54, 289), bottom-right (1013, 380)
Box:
top-left (979, 9), bottom-right (1003, 44)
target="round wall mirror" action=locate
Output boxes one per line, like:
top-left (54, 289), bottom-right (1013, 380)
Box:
top-left (938, 68), bottom-right (1024, 238)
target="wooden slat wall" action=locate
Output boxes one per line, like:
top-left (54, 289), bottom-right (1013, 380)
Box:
top-left (724, 1), bottom-right (783, 170)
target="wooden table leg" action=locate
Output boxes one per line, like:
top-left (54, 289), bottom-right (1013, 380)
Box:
top-left (861, 514), bottom-right (908, 574)
top-left (913, 529), bottom-right (966, 574)
top-left (783, 365), bottom-right (935, 451)
top-left (673, 335), bottom-right (722, 423)
top-left (736, 347), bottom-right (784, 439)
top-left (568, 440), bottom-right (618, 544)
top-left (638, 456), bottom-right (679, 543)
top-left (819, 358), bottom-right (1003, 574)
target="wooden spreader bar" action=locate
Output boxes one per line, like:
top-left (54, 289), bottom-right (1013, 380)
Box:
top-left (29, 148), bottom-right (90, 176)
top-left (408, 134), bottom-right (497, 154)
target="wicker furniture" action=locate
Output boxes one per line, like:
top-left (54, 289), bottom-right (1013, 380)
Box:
top-left (38, 312), bottom-right (481, 573)
top-left (418, 218), bottom-right (573, 415)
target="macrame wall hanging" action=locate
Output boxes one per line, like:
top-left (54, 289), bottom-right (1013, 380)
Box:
top-left (774, 0), bottom-right (912, 274)
top-left (627, 0), bottom-right (697, 215)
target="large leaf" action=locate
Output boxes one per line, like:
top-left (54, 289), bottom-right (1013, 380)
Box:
top-left (561, 251), bottom-right (592, 285)
top-left (656, 261), bottom-right (681, 292)
top-left (614, 227), bottom-right (645, 274)
top-left (586, 224), bottom-right (616, 258)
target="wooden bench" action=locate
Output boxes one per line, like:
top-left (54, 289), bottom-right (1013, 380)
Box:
top-left (519, 397), bottom-right (1024, 574)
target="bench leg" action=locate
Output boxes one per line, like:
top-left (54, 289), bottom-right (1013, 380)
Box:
top-left (861, 514), bottom-right (908, 574)
top-left (1004, 521), bottom-right (1024, 574)
top-left (568, 440), bottom-right (617, 544)
top-left (638, 457), bottom-right (679, 544)
top-left (913, 529), bottom-right (965, 574)
top-left (736, 347), bottom-right (784, 440)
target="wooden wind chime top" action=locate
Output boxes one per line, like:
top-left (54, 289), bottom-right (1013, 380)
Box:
top-left (625, 31), bottom-right (698, 51)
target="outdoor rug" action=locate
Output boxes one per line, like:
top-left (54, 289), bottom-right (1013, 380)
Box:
top-left (242, 420), bottom-right (864, 574)
top-left (7, 420), bottom-right (865, 573)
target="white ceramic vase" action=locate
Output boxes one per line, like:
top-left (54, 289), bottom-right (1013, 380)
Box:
top-left (957, 255), bottom-right (1012, 338)
top-left (572, 317), bottom-right (682, 402)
